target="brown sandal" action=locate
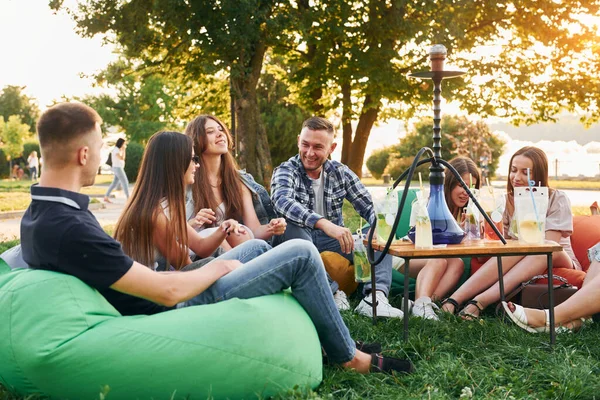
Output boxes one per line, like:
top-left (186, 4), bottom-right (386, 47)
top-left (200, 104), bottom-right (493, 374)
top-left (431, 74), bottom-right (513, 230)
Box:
top-left (459, 299), bottom-right (483, 320)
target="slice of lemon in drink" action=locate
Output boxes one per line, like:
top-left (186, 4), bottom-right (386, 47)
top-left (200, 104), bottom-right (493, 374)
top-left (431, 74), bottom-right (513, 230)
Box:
top-left (519, 219), bottom-right (543, 243)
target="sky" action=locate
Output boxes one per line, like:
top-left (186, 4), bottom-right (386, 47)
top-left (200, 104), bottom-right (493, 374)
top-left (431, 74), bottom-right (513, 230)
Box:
top-left (1, 1), bottom-right (599, 177)
top-left (0, 0), bottom-right (118, 108)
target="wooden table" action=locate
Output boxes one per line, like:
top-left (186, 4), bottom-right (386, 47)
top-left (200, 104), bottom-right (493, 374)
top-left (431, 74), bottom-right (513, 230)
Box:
top-left (368, 240), bottom-right (564, 344)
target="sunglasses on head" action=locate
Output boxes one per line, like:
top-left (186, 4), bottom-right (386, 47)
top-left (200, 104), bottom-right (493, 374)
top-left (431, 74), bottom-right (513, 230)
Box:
top-left (192, 155), bottom-right (200, 164)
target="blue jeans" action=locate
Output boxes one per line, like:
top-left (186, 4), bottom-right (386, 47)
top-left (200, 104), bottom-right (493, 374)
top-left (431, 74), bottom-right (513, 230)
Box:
top-left (181, 239), bottom-right (356, 364)
top-left (105, 166), bottom-right (130, 199)
top-left (274, 222), bottom-right (393, 296)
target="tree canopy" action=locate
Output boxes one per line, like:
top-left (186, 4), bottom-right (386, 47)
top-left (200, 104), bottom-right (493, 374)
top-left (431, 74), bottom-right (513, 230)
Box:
top-left (50, 0), bottom-right (298, 183)
top-left (0, 116), bottom-right (32, 160)
top-left (51, 0), bottom-right (600, 180)
top-left (279, 0), bottom-right (600, 176)
top-left (388, 115), bottom-right (505, 180)
top-left (0, 86), bottom-right (40, 134)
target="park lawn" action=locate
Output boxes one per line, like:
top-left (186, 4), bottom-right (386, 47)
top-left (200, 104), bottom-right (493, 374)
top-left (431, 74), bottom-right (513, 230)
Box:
top-left (548, 180), bottom-right (600, 190)
top-left (2, 217), bottom-right (600, 399)
top-left (0, 192), bottom-right (101, 212)
top-left (0, 178), bottom-right (110, 212)
top-left (2, 298), bottom-right (600, 399)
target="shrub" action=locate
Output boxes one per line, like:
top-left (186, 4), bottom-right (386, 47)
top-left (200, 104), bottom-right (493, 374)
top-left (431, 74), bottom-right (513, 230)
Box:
top-left (366, 148), bottom-right (391, 179)
top-left (384, 156), bottom-right (429, 182)
top-left (0, 148), bottom-right (9, 178)
top-left (124, 142), bottom-right (145, 182)
top-left (23, 141), bottom-right (40, 159)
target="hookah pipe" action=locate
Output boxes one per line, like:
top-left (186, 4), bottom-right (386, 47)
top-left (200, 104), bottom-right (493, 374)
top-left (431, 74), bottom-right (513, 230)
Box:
top-left (366, 45), bottom-right (506, 267)
top-left (365, 148), bottom-right (507, 266)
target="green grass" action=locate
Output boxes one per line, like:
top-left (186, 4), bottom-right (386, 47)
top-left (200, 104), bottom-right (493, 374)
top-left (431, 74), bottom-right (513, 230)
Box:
top-left (2, 204), bottom-right (599, 399)
top-left (0, 190), bottom-right (102, 212)
top-left (3, 306), bottom-right (600, 399)
top-left (0, 178), bottom-right (111, 212)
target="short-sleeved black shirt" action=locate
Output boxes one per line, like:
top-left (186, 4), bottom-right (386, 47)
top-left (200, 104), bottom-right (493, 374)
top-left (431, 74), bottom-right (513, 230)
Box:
top-left (21, 185), bottom-right (170, 316)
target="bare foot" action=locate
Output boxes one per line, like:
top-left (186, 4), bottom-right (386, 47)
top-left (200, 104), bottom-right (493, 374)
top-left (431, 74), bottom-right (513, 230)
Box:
top-left (103, 197), bottom-right (112, 203)
top-left (441, 303), bottom-right (456, 314)
top-left (342, 349), bottom-right (372, 374)
top-left (440, 298), bottom-right (459, 314)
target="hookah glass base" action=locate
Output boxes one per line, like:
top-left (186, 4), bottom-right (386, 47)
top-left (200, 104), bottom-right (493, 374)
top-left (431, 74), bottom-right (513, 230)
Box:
top-left (408, 183), bottom-right (465, 245)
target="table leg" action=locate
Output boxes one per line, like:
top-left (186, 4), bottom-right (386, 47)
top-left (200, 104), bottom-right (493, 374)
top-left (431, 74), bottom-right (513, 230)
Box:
top-left (403, 258), bottom-right (410, 342)
top-left (547, 253), bottom-right (555, 345)
top-left (497, 256), bottom-right (505, 302)
top-left (370, 261), bottom-right (377, 325)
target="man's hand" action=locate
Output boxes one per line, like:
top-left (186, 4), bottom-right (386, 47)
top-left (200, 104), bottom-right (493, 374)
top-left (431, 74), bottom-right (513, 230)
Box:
top-left (267, 218), bottom-right (287, 235)
top-left (318, 219), bottom-right (354, 254)
top-left (190, 208), bottom-right (217, 229)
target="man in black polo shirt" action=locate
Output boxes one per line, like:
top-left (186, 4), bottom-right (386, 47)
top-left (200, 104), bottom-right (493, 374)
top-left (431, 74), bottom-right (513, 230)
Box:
top-left (20, 102), bottom-right (412, 375)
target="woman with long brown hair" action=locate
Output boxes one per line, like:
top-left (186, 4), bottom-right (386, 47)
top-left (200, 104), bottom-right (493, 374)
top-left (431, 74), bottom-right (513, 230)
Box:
top-left (112, 130), bottom-right (413, 375)
top-left (113, 131), bottom-right (245, 271)
top-left (444, 146), bottom-right (579, 319)
top-left (184, 115), bottom-right (286, 251)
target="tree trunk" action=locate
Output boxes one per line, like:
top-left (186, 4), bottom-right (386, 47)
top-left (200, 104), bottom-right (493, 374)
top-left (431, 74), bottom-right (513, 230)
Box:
top-left (230, 42), bottom-right (272, 185)
top-left (347, 95), bottom-right (381, 178)
top-left (233, 85), bottom-right (272, 184)
top-left (340, 82), bottom-right (353, 165)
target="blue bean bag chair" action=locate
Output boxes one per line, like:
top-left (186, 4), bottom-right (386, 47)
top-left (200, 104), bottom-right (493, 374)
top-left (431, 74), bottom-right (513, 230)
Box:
top-left (0, 258), bottom-right (322, 399)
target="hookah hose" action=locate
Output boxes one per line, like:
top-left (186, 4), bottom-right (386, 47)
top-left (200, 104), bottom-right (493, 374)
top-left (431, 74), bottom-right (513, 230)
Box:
top-left (366, 147), bottom-right (434, 266)
top-left (366, 148), bottom-right (507, 266)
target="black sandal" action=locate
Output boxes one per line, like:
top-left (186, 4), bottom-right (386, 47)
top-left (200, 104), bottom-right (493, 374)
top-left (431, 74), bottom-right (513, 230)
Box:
top-left (440, 297), bottom-right (460, 314)
top-left (355, 340), bottom-right (382, 354)
top-left (370, 353), bottom-right (414, 375)
top-left (323, 340), bottom-right (382, 365)
top-left (459, 299), bottom-right (483, 320)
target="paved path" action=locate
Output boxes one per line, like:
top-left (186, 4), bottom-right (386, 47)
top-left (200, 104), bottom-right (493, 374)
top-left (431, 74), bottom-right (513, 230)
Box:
top-left (0, 193), bottom-right (128, 241)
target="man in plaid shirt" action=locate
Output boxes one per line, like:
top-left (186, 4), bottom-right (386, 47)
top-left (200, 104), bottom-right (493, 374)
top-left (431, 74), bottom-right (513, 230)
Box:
top-left (271, 117), bottom-right (403, 319)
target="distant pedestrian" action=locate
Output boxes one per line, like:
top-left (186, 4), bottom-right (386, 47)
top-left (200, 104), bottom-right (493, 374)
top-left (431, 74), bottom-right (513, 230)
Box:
top-left (104, 138), bottom-right (130, 203)
top-left (11, 153), bottom-right (26, 181)
top-left (28, 151), bottom-right (39, 181)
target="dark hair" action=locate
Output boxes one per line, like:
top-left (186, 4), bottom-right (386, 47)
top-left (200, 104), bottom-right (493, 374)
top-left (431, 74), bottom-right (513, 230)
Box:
top-left (114, 131), bottom-right (193, 269)
top-left (444, 156), bottom-right (481, 220)
top-left (116, 138), bottom-right (126, 148)
top-left (36, 102), bottom-right (102, 166)
top-left (302, 116), bottom-right (335, 135)
top-left (37, 102), bottom-right (102, 147)
top-left (185, 115), bottom-right (244, 222)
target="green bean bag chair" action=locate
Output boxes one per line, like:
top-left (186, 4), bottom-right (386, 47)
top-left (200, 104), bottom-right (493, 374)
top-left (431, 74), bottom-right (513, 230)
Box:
top-left (0, 259), bottom-right (322, 399)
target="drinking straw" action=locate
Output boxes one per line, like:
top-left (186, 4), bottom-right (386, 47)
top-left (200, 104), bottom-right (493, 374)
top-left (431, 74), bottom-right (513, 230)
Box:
top-left (469, 174), bottom-right (473, 189)
top-left (418, 172), bottom-right (424, 193)
top-left (526, 168), bottom-right (542, 231)
top-left (486, 177), bottom-right (495, 204)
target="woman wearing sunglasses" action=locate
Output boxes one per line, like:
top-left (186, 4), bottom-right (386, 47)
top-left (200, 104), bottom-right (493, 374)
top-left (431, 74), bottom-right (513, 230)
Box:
top-left (114, 131), bottom-right (247, 271)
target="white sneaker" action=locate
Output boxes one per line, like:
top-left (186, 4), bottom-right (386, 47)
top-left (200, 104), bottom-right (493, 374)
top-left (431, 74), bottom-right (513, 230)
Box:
top-left (354, 291), bottom-right (404, 319)
top-left (333, 290), bottom-right (350, 311)
top-left (400, 298), bottom-right (414, 313)
top-left (412, 296), bottom-right (440, 321)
